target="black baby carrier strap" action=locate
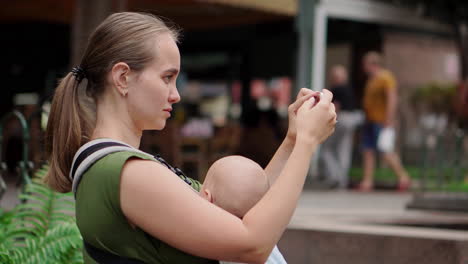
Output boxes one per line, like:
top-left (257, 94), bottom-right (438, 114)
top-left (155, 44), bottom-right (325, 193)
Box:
top-left (70, 139), bottom-right (192, 264)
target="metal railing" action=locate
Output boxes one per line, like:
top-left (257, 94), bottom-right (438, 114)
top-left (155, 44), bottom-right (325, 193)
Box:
top-left (0, 110), bottom-right (34, 200)
top-left (418, 127), bottom-right (466, 192)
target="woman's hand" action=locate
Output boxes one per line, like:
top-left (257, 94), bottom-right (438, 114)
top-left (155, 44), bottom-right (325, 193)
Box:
top-left (296, 89), bottom-right (336, 145)
top-left (286, 88), bottom-right (320, 142)
top-left (265, 88), bottom-right (319, 185)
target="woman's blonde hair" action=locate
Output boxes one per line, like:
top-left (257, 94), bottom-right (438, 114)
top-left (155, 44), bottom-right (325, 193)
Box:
top-left (45, 12), bottom-right (179, 192)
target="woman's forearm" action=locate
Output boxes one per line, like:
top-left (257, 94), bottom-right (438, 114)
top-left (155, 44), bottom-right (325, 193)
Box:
top-left (242, 141), bottom-right (317, 260)
top-left (264, 136), bottom-right (295, 186)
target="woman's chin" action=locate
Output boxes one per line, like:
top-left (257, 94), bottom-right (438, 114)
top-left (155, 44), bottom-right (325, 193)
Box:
top-left (142, 117), bottom-right (167, 131)
top-left (151, 120), bottom-right (166, 130)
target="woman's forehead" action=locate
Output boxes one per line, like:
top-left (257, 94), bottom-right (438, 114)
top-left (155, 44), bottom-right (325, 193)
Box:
top-left (151, 33), bottom-right (180, 70)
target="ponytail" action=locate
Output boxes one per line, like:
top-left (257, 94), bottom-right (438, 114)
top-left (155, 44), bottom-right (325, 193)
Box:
top-left (44, 73), bottom-right (93, 193)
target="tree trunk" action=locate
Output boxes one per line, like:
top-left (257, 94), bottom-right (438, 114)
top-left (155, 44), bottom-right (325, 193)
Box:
top-left (454, 22), bottom-right (468, 126)
top-left (456, 22), bottom-right (468, 81)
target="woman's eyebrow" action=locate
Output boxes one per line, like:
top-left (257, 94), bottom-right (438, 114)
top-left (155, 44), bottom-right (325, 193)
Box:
top-left (164, 68), bottom-right (179, 75)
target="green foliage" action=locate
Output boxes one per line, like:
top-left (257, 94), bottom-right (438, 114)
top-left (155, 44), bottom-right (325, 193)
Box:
top-left (350, 166), bottom-right (420, 181)
top-left (446, 181), bottom-right (468, 192)
top-left (0, 164), bottom-right (83, 264)
top-left (411, 82), bottom-right (457, 113)
top-left (350, 166), bottom-right (468, 192)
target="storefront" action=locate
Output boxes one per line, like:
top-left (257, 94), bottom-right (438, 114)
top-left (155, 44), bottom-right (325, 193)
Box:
top-left (1, 0), bottom-right (298, 180)
top-left (0, 0), bottom-right (460, 181)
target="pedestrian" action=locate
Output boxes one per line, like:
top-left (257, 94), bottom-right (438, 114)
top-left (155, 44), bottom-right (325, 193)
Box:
top-left (320, 65), bottom-right (363, 188)
top-left (357, 51), bottom-right (410, 191)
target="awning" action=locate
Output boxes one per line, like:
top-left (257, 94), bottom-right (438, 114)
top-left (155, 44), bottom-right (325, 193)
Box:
top-left (198, 0), bottom-right (297, 16)
top-left (0, 0), bottom-right (296, 29)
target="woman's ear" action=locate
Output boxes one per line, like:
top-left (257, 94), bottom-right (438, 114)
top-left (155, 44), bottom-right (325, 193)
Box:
top-left (111, 62), bottom-right (131, 96)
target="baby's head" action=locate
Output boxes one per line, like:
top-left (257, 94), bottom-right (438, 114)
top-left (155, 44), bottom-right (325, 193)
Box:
top-left (200, 156), bottom-right (269, 218)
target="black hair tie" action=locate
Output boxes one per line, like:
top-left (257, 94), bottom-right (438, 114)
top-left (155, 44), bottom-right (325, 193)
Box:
top-left (71, 66), bottom-right (86, 83)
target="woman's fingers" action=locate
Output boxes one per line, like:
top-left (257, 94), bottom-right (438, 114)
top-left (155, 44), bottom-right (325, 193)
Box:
top-left (291, 89), bottom-right (321, 113)
top-left (330, 101), bottom-right (335, 112)
top-left (296, 88), bottom-right (314, 100)
top-left (317, 89), bottom-right (333, 105)
top-left (295, 88), bottom-right (337, 144)
top-left (297, 88), bottom-right (320, 101)
top-left (296, 96), bottom-right (316, 111)
top-left (303, 96), bottom-right (317, 109)
top-left (290, 92), bottom-right (314, 113)
top-left (330, 103), bottom-right (337, 122)
top-left (297, 96), bottom-right (318, 116)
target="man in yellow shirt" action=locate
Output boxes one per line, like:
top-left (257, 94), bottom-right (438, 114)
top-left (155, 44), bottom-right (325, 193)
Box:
top-left (358, 51), bottom-right (410, 191)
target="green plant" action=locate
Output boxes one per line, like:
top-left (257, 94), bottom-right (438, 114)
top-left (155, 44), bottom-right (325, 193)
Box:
top-left (0, 164), bottom-right (83, 264)
top-left (411, 82), bottom-right (457, 113)
top-left (350, 166), bottom-right (468, 192)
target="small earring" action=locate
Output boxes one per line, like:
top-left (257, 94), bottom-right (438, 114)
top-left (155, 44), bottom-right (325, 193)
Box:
top-left (122, 91), bottom-right (127, 96)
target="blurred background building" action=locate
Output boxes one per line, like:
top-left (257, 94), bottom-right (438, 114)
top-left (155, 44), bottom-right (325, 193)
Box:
top-left (0, 0), bottom-right (466, 184)
top-left (1, 1), bottom-right (467, 263)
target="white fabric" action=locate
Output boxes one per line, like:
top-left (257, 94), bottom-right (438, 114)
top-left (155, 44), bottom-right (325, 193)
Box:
top-left (220, 245), bottom-right (286, 264)
top-left (377, 127), bottom-right (395, 153)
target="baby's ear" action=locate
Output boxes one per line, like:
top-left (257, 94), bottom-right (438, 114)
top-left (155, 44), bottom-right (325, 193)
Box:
top-left (201, 189), bottom-right (213, 203)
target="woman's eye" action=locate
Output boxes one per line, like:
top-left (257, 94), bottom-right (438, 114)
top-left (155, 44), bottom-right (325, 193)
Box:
top-left (164, 75), bottom-right (173, 83)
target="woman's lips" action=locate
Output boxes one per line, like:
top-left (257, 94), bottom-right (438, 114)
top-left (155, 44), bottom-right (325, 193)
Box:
top-left (163, 108), bottom-right (172, 116)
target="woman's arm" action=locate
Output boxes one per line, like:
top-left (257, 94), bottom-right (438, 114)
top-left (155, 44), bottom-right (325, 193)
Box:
top-left (120, 142), bottom-right (316, 263)
top-left (264, 88), bottom-right (318, 185)
top-left (120, 90), bottom-right (335, 264)
top-left (263, 137), bottom-right (294, 186)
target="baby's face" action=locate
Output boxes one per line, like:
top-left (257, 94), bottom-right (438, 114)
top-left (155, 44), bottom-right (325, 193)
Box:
top-left (200, 156), bottom-right (269, 218)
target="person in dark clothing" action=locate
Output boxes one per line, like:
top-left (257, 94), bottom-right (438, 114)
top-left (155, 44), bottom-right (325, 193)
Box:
top-left (320, 65), bottom-right (363, 188)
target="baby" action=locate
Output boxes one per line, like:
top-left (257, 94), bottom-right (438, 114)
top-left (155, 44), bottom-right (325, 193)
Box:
top-left (200, 156), bottom-right (287, 264)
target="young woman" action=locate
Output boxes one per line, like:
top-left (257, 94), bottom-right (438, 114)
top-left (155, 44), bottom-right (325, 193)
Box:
top-left (45, 12), bottom-right (336, 264)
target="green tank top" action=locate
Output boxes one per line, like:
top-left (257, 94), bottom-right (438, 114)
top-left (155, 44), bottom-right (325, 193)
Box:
top-left (75, 151), bottom-right (218, 264)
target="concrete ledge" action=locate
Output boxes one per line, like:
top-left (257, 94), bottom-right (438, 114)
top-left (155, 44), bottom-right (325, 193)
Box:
top-left (407, 193), bottom-right (468, 213)
top-left (279, 228), bottom-right (468, 264)
top-left (278, 191), bottom-right (468, 264)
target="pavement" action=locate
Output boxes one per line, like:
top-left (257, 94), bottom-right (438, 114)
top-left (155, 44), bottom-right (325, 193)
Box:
top-left (279, 190), bottom-right (468, 264)
top-left (0, 175), bottom-right (22, 211)
top-left (291, 190), bottom-right (468, 239)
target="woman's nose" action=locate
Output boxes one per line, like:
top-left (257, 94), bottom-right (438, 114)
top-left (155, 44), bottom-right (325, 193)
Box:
top-left (169, 87), bottom-right (181, 103)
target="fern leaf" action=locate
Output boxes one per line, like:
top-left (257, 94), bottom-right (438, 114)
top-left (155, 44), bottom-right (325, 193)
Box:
top-left (0, 252), bottom-right (13, 264)
top-left (1, 164), bottom-right (84, 264)
top-left (10, 223), bottom-right (83, 264)
top-left (57, 246), bottom-right (84, 264)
